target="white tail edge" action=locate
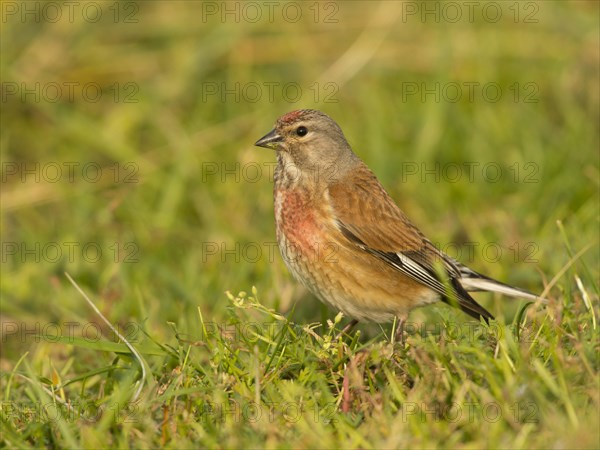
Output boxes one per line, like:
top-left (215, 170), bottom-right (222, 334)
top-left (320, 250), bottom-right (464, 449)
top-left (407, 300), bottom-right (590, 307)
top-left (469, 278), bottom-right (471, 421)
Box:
top-left (460, 277), bottom-right (548, 304)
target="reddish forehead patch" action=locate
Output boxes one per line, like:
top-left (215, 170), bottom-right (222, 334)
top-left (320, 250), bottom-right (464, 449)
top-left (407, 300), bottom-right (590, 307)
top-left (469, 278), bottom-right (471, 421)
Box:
top-left (279, 109), bottom-right (308, 124)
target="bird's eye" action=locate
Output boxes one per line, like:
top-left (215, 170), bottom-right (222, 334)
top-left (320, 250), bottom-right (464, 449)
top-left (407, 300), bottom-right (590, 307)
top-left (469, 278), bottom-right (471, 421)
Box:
top-left (296, 126), bottom-right (308, 137)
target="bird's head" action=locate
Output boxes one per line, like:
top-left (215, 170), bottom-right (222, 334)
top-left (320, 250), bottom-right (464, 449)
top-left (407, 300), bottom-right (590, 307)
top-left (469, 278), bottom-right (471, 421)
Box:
top-left (255, 109), bottom-right (357, 184)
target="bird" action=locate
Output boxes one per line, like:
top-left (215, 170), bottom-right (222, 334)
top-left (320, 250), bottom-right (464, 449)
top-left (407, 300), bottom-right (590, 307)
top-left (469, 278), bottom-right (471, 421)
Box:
top-left (254, 109), bottom-right (541, 340)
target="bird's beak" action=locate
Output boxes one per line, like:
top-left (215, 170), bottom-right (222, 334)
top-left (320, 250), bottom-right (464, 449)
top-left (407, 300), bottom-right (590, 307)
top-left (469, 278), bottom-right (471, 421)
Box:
top-left (255, 129), bottom-right (283, 149)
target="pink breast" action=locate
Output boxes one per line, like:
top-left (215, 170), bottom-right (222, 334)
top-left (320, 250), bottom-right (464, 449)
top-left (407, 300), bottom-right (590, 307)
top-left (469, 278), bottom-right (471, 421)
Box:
top-left (276, 189), bottom-right (321, 252)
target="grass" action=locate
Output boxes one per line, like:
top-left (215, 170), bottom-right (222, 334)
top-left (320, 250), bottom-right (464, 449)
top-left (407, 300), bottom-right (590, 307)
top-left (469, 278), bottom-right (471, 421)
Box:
top-left (1, 1), bottom-right (599, 448)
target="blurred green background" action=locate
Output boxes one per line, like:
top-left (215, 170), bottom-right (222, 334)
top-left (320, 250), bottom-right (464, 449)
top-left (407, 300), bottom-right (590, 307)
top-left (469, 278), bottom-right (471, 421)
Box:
top-left (2, 0), bottom-right (598, 344)
top-left (1, 1), bottom-right (599, 447)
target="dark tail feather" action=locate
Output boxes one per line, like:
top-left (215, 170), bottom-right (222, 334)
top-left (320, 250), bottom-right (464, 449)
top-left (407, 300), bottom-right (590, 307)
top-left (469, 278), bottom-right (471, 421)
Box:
top-left (442, 278), bottom-right (495, 323)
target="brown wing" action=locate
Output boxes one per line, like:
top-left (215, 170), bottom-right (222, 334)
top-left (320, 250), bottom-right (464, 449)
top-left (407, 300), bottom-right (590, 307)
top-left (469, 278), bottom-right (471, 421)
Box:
top-left (328, 162), bottom-right (494, 322)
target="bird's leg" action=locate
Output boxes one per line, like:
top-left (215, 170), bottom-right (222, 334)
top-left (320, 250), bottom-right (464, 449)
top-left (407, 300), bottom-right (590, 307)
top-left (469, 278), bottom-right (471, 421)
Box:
top-left (393, 315), bottom-right (407, 344)
top-left (336, 319), bottom-right (359, 340)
